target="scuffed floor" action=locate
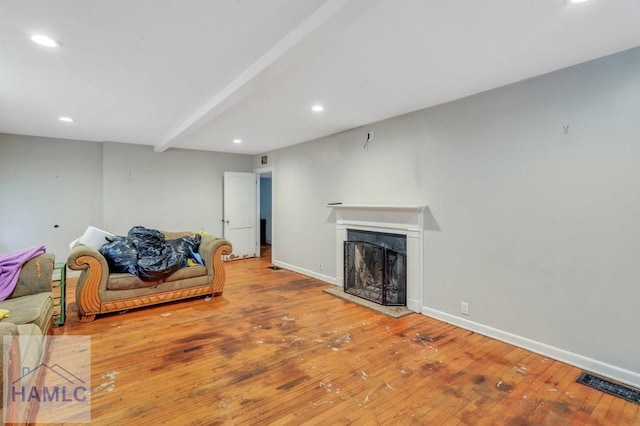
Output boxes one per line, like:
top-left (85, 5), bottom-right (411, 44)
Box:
top-left (45, 255), bottom-right (639, 425)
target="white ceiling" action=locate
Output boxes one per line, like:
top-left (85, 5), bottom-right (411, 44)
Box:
top-left (1, 0), bottom-right (639, 155)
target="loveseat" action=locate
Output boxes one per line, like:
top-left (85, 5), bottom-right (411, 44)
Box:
top-left (0, 253), bottom-right (55, 424)
top-left (67, 231), bottom-right (232, 322)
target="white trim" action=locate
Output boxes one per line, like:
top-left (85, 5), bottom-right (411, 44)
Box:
top-left (422, 306), bottom-right (640, 388)
top-left (327, 204), bottom-right (427, 211)
top-left (337, 220), bottom-right (422, 233)
top-left (255, 166), bottom-right (274, 251)
top-left (255, 172), bottom-right (260, 254)
top-left (253, 165), bottom-right (273, 175)
top-left (272, 259), bottom-right (337, 285)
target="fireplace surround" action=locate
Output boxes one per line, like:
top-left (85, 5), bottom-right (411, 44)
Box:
top-left (329, 204), bottom-right (425, 313)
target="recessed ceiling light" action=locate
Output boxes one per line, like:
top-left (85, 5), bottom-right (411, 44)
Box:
top-left (58, 117), bottom-right (74, 123)
top-left (31, 34), bottom-right (61, 48)
top-left (568, 0), bottom-right (589, 3)
top-left (233, 139), bottom-right (242, 144)
top-left (311, 105), bottom-right (324, 112)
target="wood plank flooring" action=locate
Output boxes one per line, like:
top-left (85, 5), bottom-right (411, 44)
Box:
top-left (43, 248), bottom-right (638, 425)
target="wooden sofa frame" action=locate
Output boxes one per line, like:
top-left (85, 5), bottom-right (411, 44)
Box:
top-left (67, 232), bottom-right (232, 322)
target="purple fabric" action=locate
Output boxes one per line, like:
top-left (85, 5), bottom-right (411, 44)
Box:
top-left (0, 246), bottom-right (46, 301)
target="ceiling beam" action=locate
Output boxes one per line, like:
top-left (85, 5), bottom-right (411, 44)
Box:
top-left (154, 0), bottom-right (350, 153)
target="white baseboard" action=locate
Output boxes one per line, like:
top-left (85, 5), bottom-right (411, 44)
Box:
top-left (406, 298), bottom-right (421, 313)
top-left (422, 306), bottom-right (640, 389)
top-left (271, 259), bottom-right (337, 285)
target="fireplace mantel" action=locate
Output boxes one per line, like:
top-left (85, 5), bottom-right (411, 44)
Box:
top-left (331, 203), bottom-right (425, 313)
top-left (326, 204), bottom-right (426, 212)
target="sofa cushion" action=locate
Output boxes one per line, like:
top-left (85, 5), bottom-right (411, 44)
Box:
top-left (164, 265), bottom-right (207, 283)
top-left (106, 266), bottom-right (206, 290)
top-left (107, 273), bottom-right (161, 291)
top-left (101, 274), bottom-right (211, 302)
top-left (0, 292), bottom-right (53, 332)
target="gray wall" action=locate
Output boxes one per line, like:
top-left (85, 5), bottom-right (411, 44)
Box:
top-left (0, 134), bottom-right (103, 259)
top-left (255, 47), bottom-right (640, 380)
top-left (0, 136), bottom-right (253, 261)
top-left (102, 143), bottom-right (253, 236)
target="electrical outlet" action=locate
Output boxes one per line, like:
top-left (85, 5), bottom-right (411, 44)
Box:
top-left (319, 262), bottom-right (323, 272)
top-left (461, 302), bottom-right (469, 315)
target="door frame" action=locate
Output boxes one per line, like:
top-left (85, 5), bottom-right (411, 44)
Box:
top-left (254, 165), bottom-right (273, 256)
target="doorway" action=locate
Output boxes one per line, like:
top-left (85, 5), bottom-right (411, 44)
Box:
top-left (255, 166), bottom-right (273, 260)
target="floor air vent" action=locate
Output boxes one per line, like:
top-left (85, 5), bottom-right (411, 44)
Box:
top-left (576, 372), bottom-right (640, 405)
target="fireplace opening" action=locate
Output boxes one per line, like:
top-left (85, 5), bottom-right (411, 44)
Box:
top-left (343, 230), bottom-right (406, 306)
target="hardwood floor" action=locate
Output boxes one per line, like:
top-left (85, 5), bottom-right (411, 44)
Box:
top-left (45, 250), bottom-right (638, 425)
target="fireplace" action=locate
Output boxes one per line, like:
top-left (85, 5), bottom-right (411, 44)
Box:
top-left (344, 230), bottom-right (406, 306)
top-left (330, 204), bottom-right (425, 313)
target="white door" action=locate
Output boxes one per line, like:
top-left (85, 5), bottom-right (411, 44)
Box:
top-left (223, 172), bottom-right (258, 260)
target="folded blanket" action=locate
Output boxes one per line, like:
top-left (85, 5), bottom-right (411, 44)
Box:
top-left (0, 246), bottom-right (46, 301)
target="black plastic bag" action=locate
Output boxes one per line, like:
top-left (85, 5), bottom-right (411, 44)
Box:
top-left (99, 236), bottom-right (138, 275)
top-left (127, 226), bottom-right (166, 257)
top-left (136, 244), bottom-right (186, 281)
top-left (127, 226), bottom-right (191, 281)
top-left (166, 234), bottom-right (201, 260)
top-left (100, 226), bottom-right (197, 281)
